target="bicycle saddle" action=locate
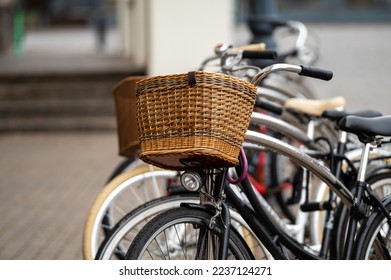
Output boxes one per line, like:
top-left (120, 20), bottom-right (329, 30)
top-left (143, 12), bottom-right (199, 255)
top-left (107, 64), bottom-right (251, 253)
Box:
top-left (339, 115), bottom-right (391, 143)
top-left (284, 96), bottom-right (346, 117)
top-left (322, 109), bottom-right (382, 124)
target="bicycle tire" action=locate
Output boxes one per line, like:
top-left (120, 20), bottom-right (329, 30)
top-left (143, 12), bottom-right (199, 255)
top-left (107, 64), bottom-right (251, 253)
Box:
top-left (95, 194), bottom-right (199, 260)
top-left (354, 195), bottom-right (391, 259)
top-left (97, 194), bottom-right (270, 260)
top-left (82, 165), bottom-right (178, 259)
top-left (330, 170), bottom-right (391, 259)
top-left (125, 207), bottom-right (254, 260)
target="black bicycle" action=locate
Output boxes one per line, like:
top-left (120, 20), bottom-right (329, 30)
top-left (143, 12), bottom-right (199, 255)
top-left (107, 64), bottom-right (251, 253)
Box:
top-left (124, 63), bottom-right (391, 260)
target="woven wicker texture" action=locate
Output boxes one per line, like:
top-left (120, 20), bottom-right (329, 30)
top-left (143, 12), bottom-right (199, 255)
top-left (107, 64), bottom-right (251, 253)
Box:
top-left (136, 71), bottom-right (257, 170)
top-left (112, 76), bottom-right (147, 158)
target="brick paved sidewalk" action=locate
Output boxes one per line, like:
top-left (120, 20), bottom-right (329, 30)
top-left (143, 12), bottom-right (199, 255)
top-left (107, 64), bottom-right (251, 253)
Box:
top-left (0, 132), bottom-right (122, 259)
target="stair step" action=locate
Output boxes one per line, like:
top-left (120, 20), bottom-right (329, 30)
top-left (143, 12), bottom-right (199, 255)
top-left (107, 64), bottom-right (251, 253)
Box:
top-left (0, 99), bottom-right (115, 117)
top-left (0, 73), bottom-right (129, 100)
top-left (0, 70), bottom-right (144, 131)
top-left (0, 116), bottom-right (116, 131)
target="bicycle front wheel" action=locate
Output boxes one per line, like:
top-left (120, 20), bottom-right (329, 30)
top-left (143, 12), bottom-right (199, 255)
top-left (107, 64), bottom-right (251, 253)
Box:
top-left (82, 165), bottom-right (178, 259)
top-left (125, 207), bottom-right (254, 260)
top-left (95, 194), bottom-right (199, 259)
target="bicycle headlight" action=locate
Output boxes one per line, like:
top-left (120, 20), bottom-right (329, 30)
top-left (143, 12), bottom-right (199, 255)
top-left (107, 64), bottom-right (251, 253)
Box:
top-left (180, 170), bottom-right (204, 192)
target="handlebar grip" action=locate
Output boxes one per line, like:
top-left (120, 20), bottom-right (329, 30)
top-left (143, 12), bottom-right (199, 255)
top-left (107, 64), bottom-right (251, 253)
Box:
top-left (255, 98), bottom-right (283, 115)
top-left (242, 50), bottom-right (277, 60)
top-left (232, 43), bottom-right (266, 52)
top-left (299, 65), bottom-right (333, 81)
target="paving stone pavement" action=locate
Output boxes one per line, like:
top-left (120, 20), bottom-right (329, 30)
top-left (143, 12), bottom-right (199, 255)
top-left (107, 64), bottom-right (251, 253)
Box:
top-left (0, 27), bottom-right (137, 260)
top-left (0, 132), bottom-right (121, 259)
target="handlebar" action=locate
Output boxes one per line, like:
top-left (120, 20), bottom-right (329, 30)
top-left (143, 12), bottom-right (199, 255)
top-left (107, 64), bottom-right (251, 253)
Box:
top-left (219, 47), bottom-right (277, 71)
top-left (198, 46), bottom-right (331, 86)
top-left (299, 65), bottom-right (333, 81)
top-left (199, 43), bottom-right (277, 71)
top-left (242, 50), bottom-right (277, 60)
top-left (251, 63), bottom-right (333, 86)
top-left (287, 20), bottom-right (308, 53)
top-left (249, 18), bottom-right (309, 50)
top-left (200, 20), bottom-right (316, 71)
top-left (231, 43), bottom-right (266, 52)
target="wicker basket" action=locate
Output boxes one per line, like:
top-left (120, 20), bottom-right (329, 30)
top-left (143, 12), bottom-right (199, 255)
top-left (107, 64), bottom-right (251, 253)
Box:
top-left (136, 71), bottom-right (257, 170)
top-left (112, 76), bottom-right (147, 158)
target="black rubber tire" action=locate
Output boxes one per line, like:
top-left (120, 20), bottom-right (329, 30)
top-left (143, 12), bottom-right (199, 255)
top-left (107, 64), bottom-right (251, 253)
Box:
top-left (353, 195), bottom-right (391, 259)
top-left (125, 207), bottom-right (254, 260)
top-left (331, 171), bottom-right (391, 259)
top-left (95, 194), bottom-right (198, 260)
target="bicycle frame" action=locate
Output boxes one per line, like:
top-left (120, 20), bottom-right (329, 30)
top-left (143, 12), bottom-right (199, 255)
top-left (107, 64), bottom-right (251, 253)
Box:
top-left (188, 129), bottom-right (354, 259)
top-left (249, 114), bottom-right (331, 244)
top-left (237, 130), bottom-right (390, 259)
top-left (245, 130), bottom-right (354, 207)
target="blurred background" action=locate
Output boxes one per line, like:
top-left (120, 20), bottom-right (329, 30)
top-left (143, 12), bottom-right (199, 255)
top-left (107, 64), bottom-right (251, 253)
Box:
top-left (0, 0), bottom-right (390, 259)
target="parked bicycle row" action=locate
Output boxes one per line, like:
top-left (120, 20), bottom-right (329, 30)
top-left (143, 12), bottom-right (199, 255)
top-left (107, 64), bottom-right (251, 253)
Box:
top-left (83, 19), bottom-right (391, 260)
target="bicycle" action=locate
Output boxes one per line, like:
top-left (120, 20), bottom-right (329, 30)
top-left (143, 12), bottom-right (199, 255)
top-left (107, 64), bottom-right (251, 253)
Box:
top-left (87, 69), bottom-right (390, 260)
top-left (337, 114), bottom-right (391, 259)
top-left (93, 93), bottom-right (369, 260)
top-left (124, 63), bottom-right (391, 260)
top-left (84, 32), bottom-right (391, 259)
top-left (83, 42), bottom-right (325, 259)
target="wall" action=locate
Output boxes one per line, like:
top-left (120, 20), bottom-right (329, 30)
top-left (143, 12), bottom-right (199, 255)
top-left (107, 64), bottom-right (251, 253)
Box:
top-left (118, 0), bottom-right (235, 75)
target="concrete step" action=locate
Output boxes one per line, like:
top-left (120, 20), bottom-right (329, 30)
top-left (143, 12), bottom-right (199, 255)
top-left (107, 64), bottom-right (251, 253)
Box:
top-left (0, 99), bottom-right (115, 117)
top-left (0, 71), bottom-right (143, 131)
top-left (0, 116), bottom-right (116, 131)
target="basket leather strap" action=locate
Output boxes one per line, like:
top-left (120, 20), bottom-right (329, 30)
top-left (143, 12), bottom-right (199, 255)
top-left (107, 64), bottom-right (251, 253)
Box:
top-left (187, 71), bottom-right (197, 86)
